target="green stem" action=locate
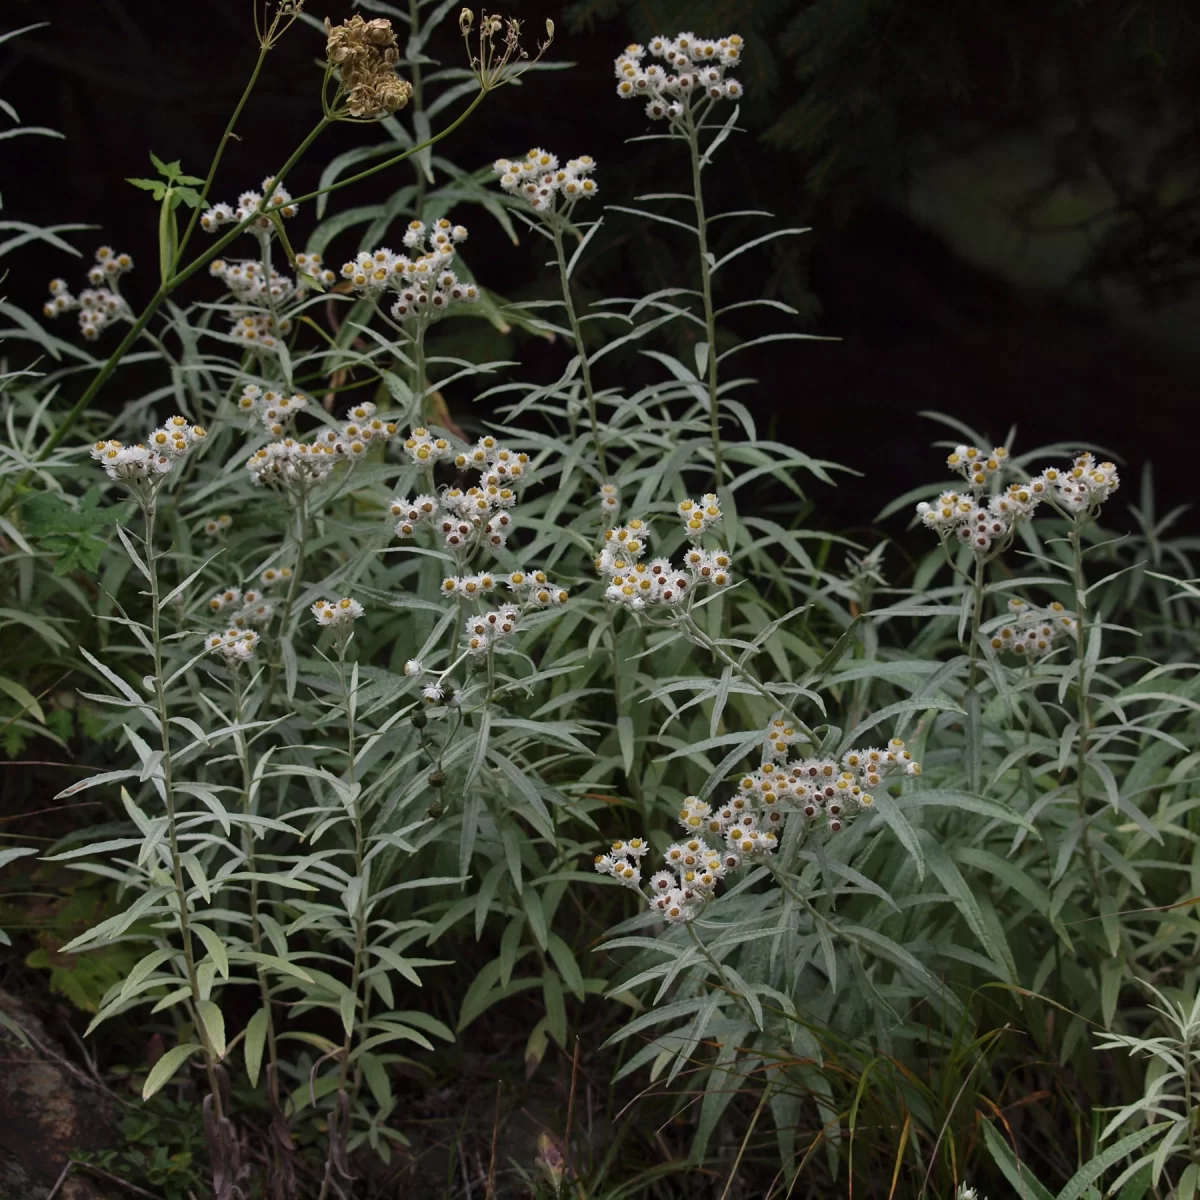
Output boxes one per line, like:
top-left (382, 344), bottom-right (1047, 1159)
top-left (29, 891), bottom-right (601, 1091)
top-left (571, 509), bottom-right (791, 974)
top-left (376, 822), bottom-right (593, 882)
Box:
top-left (143, 499), bottom-right (224, 1117)
top-left (319, 641), bottom-right (364, 1200)
top-left (552, 217), bottom-right (608, 482)
top-left (679, 611), bottom-right (817, 747)
top-left (966, 554), bottom-right (987, 690)
top-left (1070, 516), bottom-right (1102, 894)
top-left (684, 109), bottom-right (723, 492)
top-left (261, 487), bottom-right (310, 716)
top-left (409, 0), bottom-right (428, 218)
top-left (174, 43), bottom-right (271, 268)
top-left (231, 669), bottom-right (280, 1094)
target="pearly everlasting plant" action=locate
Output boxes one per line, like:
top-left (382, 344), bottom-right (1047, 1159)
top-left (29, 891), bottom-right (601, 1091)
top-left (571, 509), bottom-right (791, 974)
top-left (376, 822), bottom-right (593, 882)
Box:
top-left (4, 9), bottom-right (1196, 1199)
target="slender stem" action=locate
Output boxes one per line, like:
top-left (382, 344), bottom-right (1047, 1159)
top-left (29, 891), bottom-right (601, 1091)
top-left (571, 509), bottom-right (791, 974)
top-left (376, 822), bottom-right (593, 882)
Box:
top-left (678, 611), bottom-right (817, 746)
top-left (684, 109), bottom-right (723, 491)
top-left (261, 487), bottom-right (310, 715)
top-left (551, 218), bottom-right (608, 482)
top-left (412, 322), bottom-right (427, 421)
top-left (320, 640), bottom-right (365, 1200)
top-left (1070, 516), bottom-right (1102, 894)
top-left (143, 499), bottom-right (224, 1116)
top-left (284, 87), bottom-right (487, 210)
top-left (231, 669), bottom-right (279, 1094)
top-left (966, 554), bottom-right (987, 690)
top-left (409, 0), bottom-right (428, 219)
top-left (174, 43), bottom-right (271, 267)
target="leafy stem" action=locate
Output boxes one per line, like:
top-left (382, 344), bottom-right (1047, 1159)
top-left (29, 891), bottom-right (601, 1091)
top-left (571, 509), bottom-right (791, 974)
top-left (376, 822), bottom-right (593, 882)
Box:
top-left (142, 499), bottom-right (224, 1117)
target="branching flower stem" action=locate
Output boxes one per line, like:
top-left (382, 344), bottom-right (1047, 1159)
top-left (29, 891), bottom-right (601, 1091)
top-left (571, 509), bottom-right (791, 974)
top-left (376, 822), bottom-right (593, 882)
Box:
top-left (5, 88), bottom-right (490, 502)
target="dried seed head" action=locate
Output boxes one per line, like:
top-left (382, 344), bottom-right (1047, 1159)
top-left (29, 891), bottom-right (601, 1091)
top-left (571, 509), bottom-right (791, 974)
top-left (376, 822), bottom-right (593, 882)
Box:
top-left (325, 15), bottom-right (414, 117)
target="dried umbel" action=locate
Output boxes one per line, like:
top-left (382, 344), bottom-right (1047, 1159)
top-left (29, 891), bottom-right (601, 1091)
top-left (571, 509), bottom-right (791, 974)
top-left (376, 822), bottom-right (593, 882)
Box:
top-left (324, 15), bottom-right (413, 118)
top-left (460, 8), bottom-right (553, 90)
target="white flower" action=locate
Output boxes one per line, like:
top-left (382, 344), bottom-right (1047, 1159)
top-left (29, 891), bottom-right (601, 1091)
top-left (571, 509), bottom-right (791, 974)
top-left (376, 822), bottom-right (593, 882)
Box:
top-left (311, 597), bottom-right (364, 627)
top-left (404, 659), bottom-right (423, 677)
top-left (422, 683), bottom-right (444, 704)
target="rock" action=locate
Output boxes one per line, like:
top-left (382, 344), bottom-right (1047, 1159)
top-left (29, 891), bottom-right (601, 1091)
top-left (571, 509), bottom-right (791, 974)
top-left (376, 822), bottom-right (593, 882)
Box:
top-left (0, 990), bottom-right (118, 1200)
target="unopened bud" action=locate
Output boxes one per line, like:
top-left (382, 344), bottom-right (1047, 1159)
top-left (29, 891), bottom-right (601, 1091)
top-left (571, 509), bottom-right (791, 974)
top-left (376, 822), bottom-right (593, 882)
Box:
top-left (428, 769), bottom-right (446, 789)
top-left (459, 7), bottom-right (473, 33)
top-left (545, 18), bottom-right (554, 40)
top-left (411, 711), bottom-right (428, 729)
top-left (427, 799), bottom-right (444, 818)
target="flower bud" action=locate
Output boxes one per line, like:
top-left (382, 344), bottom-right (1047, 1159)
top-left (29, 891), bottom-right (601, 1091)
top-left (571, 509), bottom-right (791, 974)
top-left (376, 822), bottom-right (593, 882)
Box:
top-left (428, 769), bottom-right (446, 789)
top-left (459, 7), bottom-right (473, 32)
top-left (412, 711), bottom-right (428, 729)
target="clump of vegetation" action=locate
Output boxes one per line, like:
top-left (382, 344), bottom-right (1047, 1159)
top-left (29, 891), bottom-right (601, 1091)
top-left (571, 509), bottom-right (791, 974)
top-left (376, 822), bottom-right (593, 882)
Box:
top-left (2, 6), bottom-right (1199, 1198)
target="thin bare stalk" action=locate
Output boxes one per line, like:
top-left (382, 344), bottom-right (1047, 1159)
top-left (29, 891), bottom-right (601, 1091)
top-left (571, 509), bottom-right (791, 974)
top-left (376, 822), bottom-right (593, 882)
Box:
top-left (551, 218), bottom-right (608, 482)
top-left (683, 107), bottom-right (723, 491)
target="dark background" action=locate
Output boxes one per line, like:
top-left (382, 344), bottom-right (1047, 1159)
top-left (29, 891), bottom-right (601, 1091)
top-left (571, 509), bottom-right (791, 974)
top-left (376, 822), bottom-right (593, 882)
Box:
top-left (4, 0), bottom-right (1199, 538)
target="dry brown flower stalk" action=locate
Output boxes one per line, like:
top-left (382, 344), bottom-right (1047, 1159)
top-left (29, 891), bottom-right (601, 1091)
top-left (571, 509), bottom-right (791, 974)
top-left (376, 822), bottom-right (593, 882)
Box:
top-left (324, 15), bottom-right (414, 118)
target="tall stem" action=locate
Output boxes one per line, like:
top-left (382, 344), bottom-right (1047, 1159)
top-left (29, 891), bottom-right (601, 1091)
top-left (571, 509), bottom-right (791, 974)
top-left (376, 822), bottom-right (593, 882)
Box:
top-left (1070, 516), bottom-right (1102, 894)
top-left (679, 611), bottom-right (817, 747)
top-left (174, 43), bottom-right (271, 267)
top-left (552, 219), bottom-right (608, 482)
top-left (143, 500), bottom-right (224, 1116)
top-left (966, 554), bottom-right (987, 690)
top-left (685, 113), bottom-right (722, 491)
top-left (412, 322), bottom-right (428, 422)
top-left (261, 487), bottom-right (310, 715)
top-left (319, 641), bottom-right (365, 1200)
top-left (231, 670), bottom-right (279, 1093)
top-left (408, 0), bottom-right (428, 218)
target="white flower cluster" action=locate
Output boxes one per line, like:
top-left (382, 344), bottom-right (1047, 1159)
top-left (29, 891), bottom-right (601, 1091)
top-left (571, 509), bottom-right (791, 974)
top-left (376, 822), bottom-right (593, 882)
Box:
top-left (917, 447), bottom-right (1120, 553)
top-left (989, 596), bottom-right (1078, 660)
top-left (200, 179), bottom-right (299, 235)
top-left (391, 436), bottom-right (532, 550)
top-left (340, 220), bottom-right (478, 324)
top-left (312, 597), bottom-right (365, 627)
top-left (614, 34), bottom-right (745, 120)
top-left (493, 149), bottom-right (598, 213)
top-left (207, 583), bottom-right (277, 630)
top-left (89, 415), bottom-right (208, 483)
top-left (236, 384), bottom-right (313, 437)
top-left (597, 722), bottom-right (921, 924)
top-left (245, 401), bottom-right (398, 486)
top-left (598, 483), bottom-right (620, 516)
top-left (245, 438), bottom-right (338, 487)
top-left (292, 251), bottom-right (338, 287)
top-left (598, 495), bottom-right (731, 611)
top-left (43, 247), bottom-right (133, 339)
top-left (449, 570), bottom-right (569, 656)
top-left (203, 627), bottom-right (260, 664)
top-left (207, 257), bottom-right (306, 351)
top-left (202, 513), bottom-right (233, 537)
